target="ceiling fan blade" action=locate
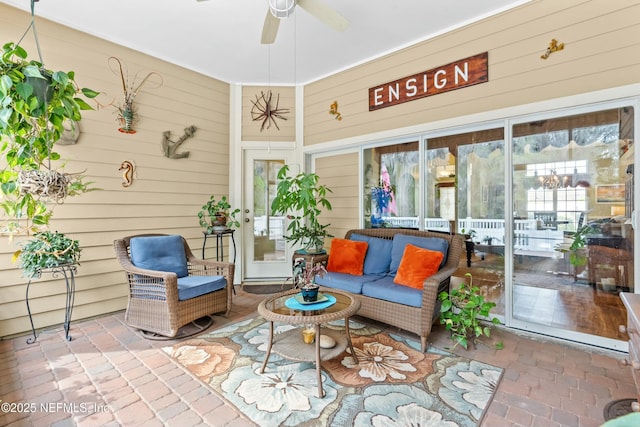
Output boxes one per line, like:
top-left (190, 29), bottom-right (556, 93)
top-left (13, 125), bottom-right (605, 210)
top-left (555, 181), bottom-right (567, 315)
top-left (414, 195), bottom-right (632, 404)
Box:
top-left (297, 0), bottom-right (349, 32)
top-left (261, 9), bottom-right (280, 44)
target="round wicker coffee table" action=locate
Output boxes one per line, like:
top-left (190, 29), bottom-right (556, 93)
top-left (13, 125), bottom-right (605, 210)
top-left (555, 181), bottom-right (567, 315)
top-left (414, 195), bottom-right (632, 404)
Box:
top-left (257, 288), bottom-right (360, 398)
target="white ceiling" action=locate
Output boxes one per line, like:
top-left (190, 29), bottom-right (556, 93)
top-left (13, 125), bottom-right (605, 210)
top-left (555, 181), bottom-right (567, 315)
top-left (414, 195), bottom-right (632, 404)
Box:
top-left (1, 0), bottom-right (529, 85)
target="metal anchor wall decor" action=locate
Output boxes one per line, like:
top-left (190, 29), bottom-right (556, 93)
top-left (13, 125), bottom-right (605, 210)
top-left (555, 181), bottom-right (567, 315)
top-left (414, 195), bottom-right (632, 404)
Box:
top-left (162, 125), bottom-right (197, 159)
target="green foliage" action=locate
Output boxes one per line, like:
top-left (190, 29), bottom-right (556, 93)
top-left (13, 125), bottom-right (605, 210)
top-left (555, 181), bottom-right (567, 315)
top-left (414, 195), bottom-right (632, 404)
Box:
top-left (438, 273), bottom-right (501, 350)
top-left (554, 224), bottom-right (595, 267)
top-left (270, 165), bottom-right (333, 251)
top-left (13, 230), bottom-right (81, 278)
top-left (198, 195), bottom-right (241, 232)
top-left (0, 42), bottom-right (98, 234)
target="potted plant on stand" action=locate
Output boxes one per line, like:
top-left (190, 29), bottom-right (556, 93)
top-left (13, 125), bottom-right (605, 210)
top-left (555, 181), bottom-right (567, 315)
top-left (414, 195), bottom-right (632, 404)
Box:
top-left (198, 195), bottom-right (241, 234)
top-left (554, 224), bottom-right (595, 282)
top-left (0, 42), bottom-right (98, 235)
top-left (14, 230), bottom-right (81, 278)
top-left (438, 273), bottom-right (502, 350)
top-left (13, 230), bottom-right (82, 343)
top-left (271, 165), bottom-right (333, 254)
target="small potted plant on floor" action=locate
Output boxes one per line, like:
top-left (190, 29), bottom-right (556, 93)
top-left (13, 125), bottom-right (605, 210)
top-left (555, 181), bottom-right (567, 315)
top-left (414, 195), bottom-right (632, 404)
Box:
top-left (271, 165), bottom-right (333, 254)
top-left (13, 230), bottom-right (81, 278)
top-left (198, 195), bottom-right (241, 234)
top-left (438, 273), bottom-right (501, 350)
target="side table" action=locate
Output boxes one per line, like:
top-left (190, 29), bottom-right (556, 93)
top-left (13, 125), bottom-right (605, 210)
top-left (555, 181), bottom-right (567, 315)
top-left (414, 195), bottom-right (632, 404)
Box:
top-left (257, 288), bottom-right (360, 398)
top-left (203, 229), bottom-right (236, 294)
top-left (202, 229), bottom-right (236, 263)
top-left (25, 263), bottom-right (77, 344)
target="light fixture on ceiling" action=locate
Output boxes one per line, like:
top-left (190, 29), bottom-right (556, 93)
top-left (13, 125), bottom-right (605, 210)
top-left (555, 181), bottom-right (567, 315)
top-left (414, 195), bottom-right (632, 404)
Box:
top-left (269, 0), bottom-right (296, 19)
top-left (540, 170), bottom-right (565, 189)
top-left (261, 0), bottom-right (349, 44)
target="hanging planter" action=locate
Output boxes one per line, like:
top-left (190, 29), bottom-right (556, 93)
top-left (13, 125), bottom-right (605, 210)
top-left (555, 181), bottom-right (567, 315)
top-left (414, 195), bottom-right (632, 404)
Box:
top-left (0, 36), bottom-right (99, 234)
top-left (16, 170), bottom-right (89, 203)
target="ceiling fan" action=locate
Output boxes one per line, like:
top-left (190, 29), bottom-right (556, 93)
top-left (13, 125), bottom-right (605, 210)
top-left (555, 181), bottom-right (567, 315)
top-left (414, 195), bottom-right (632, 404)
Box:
top-left (197, 0), bottom-right (349, 44)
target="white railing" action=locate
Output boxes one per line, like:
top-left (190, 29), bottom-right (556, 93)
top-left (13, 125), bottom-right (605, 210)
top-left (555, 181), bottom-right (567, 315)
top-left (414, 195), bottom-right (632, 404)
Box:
top-left (459, 217), bottom-right (564, 257)
top-left (382, 216), bottom-right (451, 233)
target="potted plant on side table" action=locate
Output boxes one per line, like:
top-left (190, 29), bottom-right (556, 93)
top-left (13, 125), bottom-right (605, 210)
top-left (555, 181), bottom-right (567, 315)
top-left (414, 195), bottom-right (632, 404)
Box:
top-left (198, 195), bottom-right (241, 234)
top-left (271, 165), bottom-right (333, 254)
top-left (554, 224), bottom-right (594, 282)
top-left (292, 256), bottom-right (327, 302)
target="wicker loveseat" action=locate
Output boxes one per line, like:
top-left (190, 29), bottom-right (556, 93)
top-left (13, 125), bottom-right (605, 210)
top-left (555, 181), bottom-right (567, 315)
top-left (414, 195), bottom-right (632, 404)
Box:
top-left (114, 234), bottom-right (234, 339)
top-left (315, 228), bottom-right (464, 351)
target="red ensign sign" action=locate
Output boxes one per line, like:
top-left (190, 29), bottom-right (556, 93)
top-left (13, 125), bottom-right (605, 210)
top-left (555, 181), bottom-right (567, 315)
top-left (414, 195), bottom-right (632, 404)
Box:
top-left (368, 52), bottom-right (489, 111)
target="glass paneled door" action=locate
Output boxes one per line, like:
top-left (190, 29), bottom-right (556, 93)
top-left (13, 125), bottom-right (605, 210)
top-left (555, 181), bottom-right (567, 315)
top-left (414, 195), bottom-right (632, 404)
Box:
top-left (510, 106), bottom-right (634, 348)
top-left (243, 150), bottom-right (295, 280)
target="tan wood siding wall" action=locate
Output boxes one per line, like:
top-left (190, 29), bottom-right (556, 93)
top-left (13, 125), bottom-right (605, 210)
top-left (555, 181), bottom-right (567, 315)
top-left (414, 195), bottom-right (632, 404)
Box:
top-left (242, 86), bottom-right (295, 141)
top-left (304, 0), bottom-right (640, 145)
top-left (315, 152), bottom-right (360, 245)
top-left (0, 5), bottom-right (230, 337)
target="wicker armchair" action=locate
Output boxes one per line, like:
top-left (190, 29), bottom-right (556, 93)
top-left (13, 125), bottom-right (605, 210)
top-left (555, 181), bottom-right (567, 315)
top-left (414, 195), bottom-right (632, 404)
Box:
top-left (114, 234), bottom-right (234, 339)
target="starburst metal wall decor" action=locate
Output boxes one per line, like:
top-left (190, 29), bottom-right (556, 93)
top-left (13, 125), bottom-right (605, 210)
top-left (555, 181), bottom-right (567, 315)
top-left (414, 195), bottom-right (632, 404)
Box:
top-left (250, 90), bottom-right (289, 131)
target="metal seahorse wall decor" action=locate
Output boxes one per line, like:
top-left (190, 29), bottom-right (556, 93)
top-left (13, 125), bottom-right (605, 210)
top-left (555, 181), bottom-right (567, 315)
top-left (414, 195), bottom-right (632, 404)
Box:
top-left (162, 125), bottom-right (197, 159)
top-left (119, 160), bottom-right (135, 187)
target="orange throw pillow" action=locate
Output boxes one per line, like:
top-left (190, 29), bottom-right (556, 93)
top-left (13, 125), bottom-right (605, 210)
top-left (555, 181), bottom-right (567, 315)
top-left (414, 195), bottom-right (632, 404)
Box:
top-left (327, 238), bottom-right (368, 276)
top-left (393, 244), bottom-right (444, 289)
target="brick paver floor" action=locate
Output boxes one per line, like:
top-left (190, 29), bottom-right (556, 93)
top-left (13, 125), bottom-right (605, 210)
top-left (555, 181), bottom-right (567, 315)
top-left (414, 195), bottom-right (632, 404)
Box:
top-left (0, 285), bottom-right (636, 427)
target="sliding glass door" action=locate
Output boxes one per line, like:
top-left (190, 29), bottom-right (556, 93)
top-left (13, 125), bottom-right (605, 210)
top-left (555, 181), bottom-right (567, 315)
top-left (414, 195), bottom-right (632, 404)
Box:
top-left (510, 106), bottom-right (634, 346)
top-left (358, 102), bottom-right (636, 349)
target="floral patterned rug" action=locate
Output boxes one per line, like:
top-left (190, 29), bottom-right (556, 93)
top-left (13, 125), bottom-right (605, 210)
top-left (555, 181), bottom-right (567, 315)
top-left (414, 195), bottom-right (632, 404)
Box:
top-left (163, 317), bottom-right (503, 427)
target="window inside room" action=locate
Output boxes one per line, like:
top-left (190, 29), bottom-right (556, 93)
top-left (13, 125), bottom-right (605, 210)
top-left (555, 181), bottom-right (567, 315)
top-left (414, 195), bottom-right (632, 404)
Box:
top-left (363, 141), bottom-right (419, 228)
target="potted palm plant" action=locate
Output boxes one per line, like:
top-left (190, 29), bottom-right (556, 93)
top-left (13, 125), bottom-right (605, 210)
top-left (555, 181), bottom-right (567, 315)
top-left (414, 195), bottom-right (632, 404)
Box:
top-left (198, 195), bottom-right (241, 234)
top-left (0, 42), bottom-right (98, 234)
top-left (271, 165), bottom-right (333, 254)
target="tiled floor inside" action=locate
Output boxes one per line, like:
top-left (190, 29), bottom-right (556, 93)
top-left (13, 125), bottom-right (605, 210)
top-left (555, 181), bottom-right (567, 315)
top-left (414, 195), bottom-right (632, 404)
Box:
top-left (0, 285), bottom-right (637, 427)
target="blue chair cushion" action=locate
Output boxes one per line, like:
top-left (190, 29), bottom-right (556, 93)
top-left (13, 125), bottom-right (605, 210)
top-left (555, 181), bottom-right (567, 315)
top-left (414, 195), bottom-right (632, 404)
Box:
top-left (314, 271), bottom-right (385, 294)
top-left (350, 233), bottom-right (393, 274)
top-left (177, 275), bottom-right (227, 301)
top-left (130, 235), bottom-right (188, 278)
top-left (389, 234), bottom-right (449, 274)
top-left (361, 275), bottom-right (423, 308)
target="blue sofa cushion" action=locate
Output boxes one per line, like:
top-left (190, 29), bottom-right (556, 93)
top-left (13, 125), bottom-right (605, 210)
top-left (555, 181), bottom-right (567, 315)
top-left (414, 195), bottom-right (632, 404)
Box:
top-left (177, 275), bottom-right (227, 301)
top-left (361, 275), bottom-right (423, 308)
top-left (130, 235), bottom-right (188, 278)
top-left (350, 233), bottom-right (393, 274)
top-left (389, 234), bottom-right (449, 274)
top-left (314, 271), bottom-right (386, 294)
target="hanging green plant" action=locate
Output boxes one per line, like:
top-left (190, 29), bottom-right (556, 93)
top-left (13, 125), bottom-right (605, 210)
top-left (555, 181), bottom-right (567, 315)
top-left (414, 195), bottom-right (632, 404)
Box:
top-left (0, 41), bottom-right (99, 234)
